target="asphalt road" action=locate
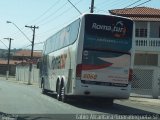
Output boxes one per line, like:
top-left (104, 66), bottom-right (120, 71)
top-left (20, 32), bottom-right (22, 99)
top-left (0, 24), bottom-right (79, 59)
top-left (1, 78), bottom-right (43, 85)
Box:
top-left (0, 79), bottom-right (159, 120)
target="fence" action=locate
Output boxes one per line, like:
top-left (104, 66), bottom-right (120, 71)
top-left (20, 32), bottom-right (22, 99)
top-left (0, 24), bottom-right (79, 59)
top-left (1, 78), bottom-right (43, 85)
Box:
top-left (15, 64), bottom-right (160, 98)
top-left (0, 64), bottom-right (16, 76)
top-left (16, 65), bottom-right (40, 86)
top-left (131, 66), bottom-right (160, 98)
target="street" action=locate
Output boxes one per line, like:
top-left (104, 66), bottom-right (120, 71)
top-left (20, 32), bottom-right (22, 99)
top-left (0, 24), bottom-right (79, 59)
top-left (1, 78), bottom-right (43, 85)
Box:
top-left (0, 79), bottom-right (159, 120)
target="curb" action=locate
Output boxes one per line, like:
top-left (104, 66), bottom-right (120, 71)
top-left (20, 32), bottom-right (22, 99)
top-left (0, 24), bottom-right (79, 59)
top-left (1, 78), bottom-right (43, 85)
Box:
top-left (129, 96), bottom-right (160, 105)
top-left (0, 77), bottom-right (39, 87)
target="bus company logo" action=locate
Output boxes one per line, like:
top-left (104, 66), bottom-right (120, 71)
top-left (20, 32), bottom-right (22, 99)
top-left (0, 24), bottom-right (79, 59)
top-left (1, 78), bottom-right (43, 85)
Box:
top-left (51, 54), bottom-right (67, 69)
top-left (92, 21), bottom-right (127, 38)
top-left (113, 21), bottom-right (127, 38)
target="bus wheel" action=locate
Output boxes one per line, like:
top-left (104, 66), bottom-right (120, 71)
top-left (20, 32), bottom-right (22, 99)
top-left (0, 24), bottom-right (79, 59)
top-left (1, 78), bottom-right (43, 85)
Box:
top-left (60, 82), bottom-right (67, 102)
top-left (56, 81), bottom-right (61, 101)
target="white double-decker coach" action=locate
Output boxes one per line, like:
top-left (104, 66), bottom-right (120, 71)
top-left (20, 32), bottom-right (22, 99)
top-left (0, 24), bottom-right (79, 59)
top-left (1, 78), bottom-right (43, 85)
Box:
top-left (39, 13), bottom-right (133, 105)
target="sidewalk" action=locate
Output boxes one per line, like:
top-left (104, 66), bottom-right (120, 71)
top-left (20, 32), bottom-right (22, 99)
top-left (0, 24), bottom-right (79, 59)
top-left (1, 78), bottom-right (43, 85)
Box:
top-left (129, 96), bottom-right (160, 105)
top-left (116, 96), bottom-right (160, 115)
top-left (0, 76), bottom-right (39, 86)
top-left (0, 76), bottom-right (16, 81)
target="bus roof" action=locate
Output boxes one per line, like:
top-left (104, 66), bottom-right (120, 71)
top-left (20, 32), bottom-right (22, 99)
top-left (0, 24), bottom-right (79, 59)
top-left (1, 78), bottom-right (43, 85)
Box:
top-left (44, 13), bottom-right (133, 42)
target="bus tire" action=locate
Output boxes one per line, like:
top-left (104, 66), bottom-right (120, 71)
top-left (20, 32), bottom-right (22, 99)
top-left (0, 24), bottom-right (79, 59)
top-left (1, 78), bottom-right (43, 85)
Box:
top-left (60, 81), bottom-right (67, 102)
top-left (56, 80), bottom-right (61, 101)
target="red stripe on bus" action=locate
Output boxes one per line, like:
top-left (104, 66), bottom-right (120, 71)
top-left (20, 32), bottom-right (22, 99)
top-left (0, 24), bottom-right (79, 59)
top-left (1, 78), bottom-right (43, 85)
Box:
top-left (81, 64), bottom-right (112, 70)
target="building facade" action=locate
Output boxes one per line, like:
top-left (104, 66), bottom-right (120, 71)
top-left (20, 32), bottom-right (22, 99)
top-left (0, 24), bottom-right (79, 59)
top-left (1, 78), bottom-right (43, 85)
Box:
top-left (109, 7), bottom-right (160, 98)
top-left (0, 50), bottom-right (42, 76)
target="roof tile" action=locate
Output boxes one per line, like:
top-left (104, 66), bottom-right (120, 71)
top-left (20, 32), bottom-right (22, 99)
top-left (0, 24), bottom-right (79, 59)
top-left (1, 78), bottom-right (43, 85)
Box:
top-left (14, 50), bottom-right (42, 57)
top-left (109, 7), bottom-right (160, 16)
top-left (0, 60), bottom-right (22, 65)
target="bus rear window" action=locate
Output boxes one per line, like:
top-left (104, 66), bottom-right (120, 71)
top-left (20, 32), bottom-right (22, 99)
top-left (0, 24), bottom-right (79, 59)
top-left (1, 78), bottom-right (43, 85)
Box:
top-left (84, 14), bottom-right (133, 52)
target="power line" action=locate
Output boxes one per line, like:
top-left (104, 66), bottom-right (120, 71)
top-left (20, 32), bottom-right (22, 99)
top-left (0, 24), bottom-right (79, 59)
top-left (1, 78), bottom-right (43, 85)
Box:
top-left (0, 39), bottom-right (8, 49)
top-left (9, 0), bottom-right (84, 50)
top-left (95, 0), bottom-right (152, 14)
top-left (96, 0), bottom-right (120, 10)
top-left (36, 1), bottom-right (68, 25)
top-left (68, 0), bottom-right (82, 14)
top-left (18, 1), bottom-right (69, 44)
top-left (96, 0), bottom-right (107, 6)
top-left (39, 0), bottom-right (82, 26)
top-left (111, 0), bottom-right (133, 9)
top-left (6, 0), bottom-right (61, 47)
top-left (36, 13), bottom-right (80, 37)
top-left (22, 44), bottom-right (32, 49)
top-left (133, 0), bottom-right (152, 8)
top-left (36, 6), bottom-right (89, 38)
top-left (20, 41), bottom-right (44, 49)
top-left (114, 0), bottom-right (138, 10)
top-left (30, 0), bottom-right (61, 24)
top-left (95, 9), bottom-right (107, 13)
top-left (8, 0), bottom-right (82, 44)
top-left (95, 0), bottom-right (129, 13)
top-left (6, 22), bottom-right (30, 41)
top-left (124, 0), bottom-right (142, 8)
top-left (7, 21), bottom-right (32, 42)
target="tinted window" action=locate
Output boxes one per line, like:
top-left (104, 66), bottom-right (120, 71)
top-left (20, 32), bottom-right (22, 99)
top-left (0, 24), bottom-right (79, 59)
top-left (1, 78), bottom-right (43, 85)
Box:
top-left (44, 18), bottom-right (80, 54)
top-left (59, 29), bottom-right (65, 49)
top-left (84, 14), bottom-right (133, 52)
top-left (70, 19), bottom-right (80, 44)
top-left (55, 32), bottom-right (60, 50)
top-left (64, 26), bottom-right (70, 46)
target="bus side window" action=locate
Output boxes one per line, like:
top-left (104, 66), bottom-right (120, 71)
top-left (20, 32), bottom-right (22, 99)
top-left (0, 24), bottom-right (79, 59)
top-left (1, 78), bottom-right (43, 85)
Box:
top-left (55, 32), bottom-right (60, 50)
top-left (59, 29), bottom-right (66, 48)
top-left (63, 26), bottom-right (70, 47)
top-left (70, 19), bottom-right (80, 44)
top-left (51, 35), bottom-right (56, 52)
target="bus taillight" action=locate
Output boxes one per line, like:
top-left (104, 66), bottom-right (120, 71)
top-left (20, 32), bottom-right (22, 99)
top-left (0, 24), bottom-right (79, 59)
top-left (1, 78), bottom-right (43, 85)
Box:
top-left (129, 69), bottom-right (133, 81)
top-left (76, 64), bottom-right (82, 78)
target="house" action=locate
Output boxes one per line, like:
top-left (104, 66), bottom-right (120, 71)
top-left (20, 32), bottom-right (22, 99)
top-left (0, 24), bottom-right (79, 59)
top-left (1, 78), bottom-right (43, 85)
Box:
top-left (0, 59), bottom-right (21, 76)
top-left (109, 7), bottom-right (160, 98)
top-left (0, 50), bottom-right (42, 76)
top-left (14, 50), bottom-right (42, 85)
top-left (13, 50), bottom-right (42, 64)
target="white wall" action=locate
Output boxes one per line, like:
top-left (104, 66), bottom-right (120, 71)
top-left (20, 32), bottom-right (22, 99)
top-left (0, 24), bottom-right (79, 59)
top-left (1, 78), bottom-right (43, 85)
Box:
top-left (16, 65), bottom-right (40, 86)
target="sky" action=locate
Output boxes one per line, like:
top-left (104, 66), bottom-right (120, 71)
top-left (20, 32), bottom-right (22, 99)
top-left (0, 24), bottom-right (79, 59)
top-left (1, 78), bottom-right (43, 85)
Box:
top-left (0, 0), bottom-right (160, 50)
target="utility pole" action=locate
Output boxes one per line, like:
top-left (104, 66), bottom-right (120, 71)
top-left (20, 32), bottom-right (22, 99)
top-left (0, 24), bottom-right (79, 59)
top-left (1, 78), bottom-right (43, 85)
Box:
top-left (90, 0), bottom-right (94, 13)
top-left (4, 38), bottom-right (14, 80)
top-left (25, 25), bottom-right (39, 85)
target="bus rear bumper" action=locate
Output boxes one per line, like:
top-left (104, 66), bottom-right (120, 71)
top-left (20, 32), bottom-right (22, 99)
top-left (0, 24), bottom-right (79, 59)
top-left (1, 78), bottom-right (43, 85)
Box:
top-left (72, 81), bottom-right (131, 99)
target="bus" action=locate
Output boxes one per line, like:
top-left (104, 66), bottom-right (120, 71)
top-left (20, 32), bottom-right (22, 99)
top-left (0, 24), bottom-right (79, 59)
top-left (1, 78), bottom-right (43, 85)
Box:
top-left (40, 13), bottom-right (133, 104)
